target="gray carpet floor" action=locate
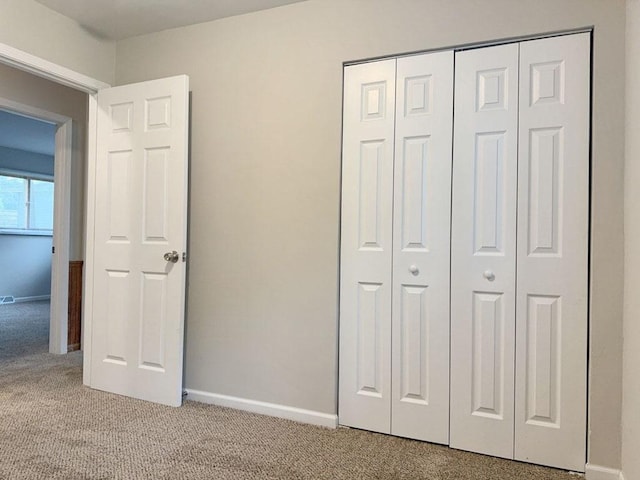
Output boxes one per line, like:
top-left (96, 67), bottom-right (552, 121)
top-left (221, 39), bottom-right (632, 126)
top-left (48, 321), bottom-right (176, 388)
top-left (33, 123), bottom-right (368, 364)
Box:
top-left (0, 301), bottom-right (582, 479)
top-left (0, 299), bottom-right (50, 360)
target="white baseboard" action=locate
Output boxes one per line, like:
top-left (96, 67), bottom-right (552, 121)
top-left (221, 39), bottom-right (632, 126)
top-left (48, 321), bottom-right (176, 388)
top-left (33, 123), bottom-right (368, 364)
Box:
top-left (14, 295), bottom-right (51, 303)
top-left (585, 464), bottom-right (624, 480)
top-left (185, 389), bottom-right (338, 429)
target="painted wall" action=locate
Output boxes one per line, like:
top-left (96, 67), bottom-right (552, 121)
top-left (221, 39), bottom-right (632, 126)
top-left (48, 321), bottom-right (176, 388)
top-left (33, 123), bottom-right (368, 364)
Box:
top-left (0, 234), bottom-right (52, 299)
top-left (622, 1), bottom-right (640, 479)
top-left (0, 147), bottom-right (54, 300)
top-left (0, 0), bottom-right (115, 85)
top-left (115, 0), bottom-right (625, 470)
top-left (0, 146), bottom-right (54, 176)
top-left (0, 62), bottom-right (87, 261)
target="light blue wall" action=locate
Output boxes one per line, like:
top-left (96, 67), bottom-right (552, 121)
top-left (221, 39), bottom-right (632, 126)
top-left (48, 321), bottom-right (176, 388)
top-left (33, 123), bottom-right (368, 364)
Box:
top-left (0, 234), bottom-right (51, 299)
top-left (0, 146), bottom-right (54, 177)
top-left (0, 146), bottom-right (53, 300)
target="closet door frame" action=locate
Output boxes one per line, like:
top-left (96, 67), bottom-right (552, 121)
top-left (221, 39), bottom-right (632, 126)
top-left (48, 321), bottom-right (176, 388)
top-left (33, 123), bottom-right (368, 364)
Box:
top-left (338, 28), bottom-right (592, 472)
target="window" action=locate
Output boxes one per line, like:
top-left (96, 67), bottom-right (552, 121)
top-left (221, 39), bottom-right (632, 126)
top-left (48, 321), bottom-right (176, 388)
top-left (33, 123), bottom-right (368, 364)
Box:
top-left (0, 173), bottom-right (54, 234)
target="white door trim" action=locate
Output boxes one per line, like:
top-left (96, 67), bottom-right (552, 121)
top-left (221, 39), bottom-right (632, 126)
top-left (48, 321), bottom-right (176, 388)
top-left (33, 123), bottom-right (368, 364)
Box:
top-left (82, 94), bottom-right (97, 383)
top-left (50, 119), bottom-right (72, 354)
top-left (0, 96), bottom-right (72, 354)
top-left (0, 43), bottom-right (109, 93)
top-left (0, 42), bottom-right (110, 357)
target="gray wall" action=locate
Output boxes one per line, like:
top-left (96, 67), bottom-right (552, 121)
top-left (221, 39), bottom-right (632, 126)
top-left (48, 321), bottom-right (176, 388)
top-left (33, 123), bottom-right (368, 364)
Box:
top-left (0, 146), bottom-right (54, 176)
top-left (0, 234), bottom-right (52, 299)
top-left (623, 1), bottom-right (640, 479)
top-left (0, 0), bottom-right (115, 85)
top-left (0, 62), bottom-right (88, 261)
top-left (115, 0), bottom-right (626, 470)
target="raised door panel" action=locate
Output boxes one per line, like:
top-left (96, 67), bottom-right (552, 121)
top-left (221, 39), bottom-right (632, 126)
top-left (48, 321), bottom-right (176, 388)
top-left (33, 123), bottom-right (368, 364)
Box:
top-left (398, 284), bottom-right (429, 404)
top-left (524, 295), bottom-right (561, 428)
top-left (473, 131), bottom-right (508, 254)
top-left (450, 43), bottom-right (519, 459)
top-left (471, 292), bottom-right (506, 420)
top-left (339, 59), bottom-right (395, 434)
top-left (103, 270), bottom-right (131, 364)
top-left (91, 75), bottom-right (189, 407)
top-left (356, 282), bottom-right (384, 397)
top-left (143, 148), bottom-right (170, 243)
top-left (139, 272), bottom-right (169, 371)
top-left (515, 33), bottom-right (589, 472)
top-left (391, 51), bottom-right (453, 444)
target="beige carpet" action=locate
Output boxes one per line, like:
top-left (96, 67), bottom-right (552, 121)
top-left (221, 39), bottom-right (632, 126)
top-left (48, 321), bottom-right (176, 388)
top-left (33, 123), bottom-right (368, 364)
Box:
top-left (0, 302), bottom-right (581, 479)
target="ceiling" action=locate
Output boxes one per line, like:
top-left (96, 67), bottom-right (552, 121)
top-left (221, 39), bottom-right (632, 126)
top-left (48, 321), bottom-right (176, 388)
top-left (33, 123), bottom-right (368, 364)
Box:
top-left (34, 0), bottom-right (308, 40)
top-left (0, 110), bottom-right (56, 156)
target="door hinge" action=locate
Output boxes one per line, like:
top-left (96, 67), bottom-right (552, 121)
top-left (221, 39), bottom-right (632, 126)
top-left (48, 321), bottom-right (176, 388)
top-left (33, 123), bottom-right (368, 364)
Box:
top-left (52, 246), bottom-right (55, 254)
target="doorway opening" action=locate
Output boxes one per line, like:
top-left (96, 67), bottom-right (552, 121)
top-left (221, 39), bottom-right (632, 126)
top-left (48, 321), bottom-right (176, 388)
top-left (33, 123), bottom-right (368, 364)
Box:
top-left (0, 109), bottom-right (55, 358)
top-left (0, 98), bottom-right (73, 356)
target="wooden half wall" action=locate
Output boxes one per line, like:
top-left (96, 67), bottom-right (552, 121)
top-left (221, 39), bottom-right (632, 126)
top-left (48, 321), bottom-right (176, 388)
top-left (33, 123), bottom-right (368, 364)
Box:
top-left (67, 260), bottom-right (83, 352)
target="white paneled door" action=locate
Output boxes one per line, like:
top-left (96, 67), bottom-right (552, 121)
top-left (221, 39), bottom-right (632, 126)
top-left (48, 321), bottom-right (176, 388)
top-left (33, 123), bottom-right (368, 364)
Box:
top-left (391, 51), bottom-right (453, 443)
top-left (339, 51), bottom-right (454, 444)
top-left (339, 59), bottom-right (396, 434)
top-left (514, 33), bottom-right (590, 471)
top-left (450, 43), bottom-right (519, 459)
top-left (89, 75), bottom-right (189, 407)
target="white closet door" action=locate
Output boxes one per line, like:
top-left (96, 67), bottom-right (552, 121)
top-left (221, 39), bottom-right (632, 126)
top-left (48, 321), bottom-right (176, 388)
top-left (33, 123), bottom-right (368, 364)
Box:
top-left (450, 43), bottom-right (519, 458)
top-left (339, 59), bottom-right (396, 434)
top-left (514, 33), bottom-right (590, 471)
top-left (391, 51), bottom-right (453, 443)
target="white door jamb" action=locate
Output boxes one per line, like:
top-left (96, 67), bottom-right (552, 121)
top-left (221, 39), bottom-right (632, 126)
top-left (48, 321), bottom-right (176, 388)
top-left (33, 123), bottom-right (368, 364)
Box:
top-left (0, 96), bottom-right (72, 354)
top-left (82, 93), bottom-right (98, 383)
top-left (50, 119), bottom-right (72, 354)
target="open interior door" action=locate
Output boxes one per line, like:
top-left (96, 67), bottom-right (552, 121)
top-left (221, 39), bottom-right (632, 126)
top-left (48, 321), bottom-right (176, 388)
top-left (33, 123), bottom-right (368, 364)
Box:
top-left (86, 75), bottom-right (189, 407)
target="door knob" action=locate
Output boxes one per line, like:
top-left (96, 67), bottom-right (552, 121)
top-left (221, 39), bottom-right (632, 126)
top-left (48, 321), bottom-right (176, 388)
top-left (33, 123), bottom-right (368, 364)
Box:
top-left (409, 265), bottom-right (419, 275)
top-left (483, 270), bottom-right (495, 281)
top-left (164, 250), bottom-right (179, 263)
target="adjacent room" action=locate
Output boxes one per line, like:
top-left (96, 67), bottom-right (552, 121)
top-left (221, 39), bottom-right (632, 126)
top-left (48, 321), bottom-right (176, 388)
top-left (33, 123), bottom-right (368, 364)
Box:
top-left (0, 109), bottom-right (55, 360)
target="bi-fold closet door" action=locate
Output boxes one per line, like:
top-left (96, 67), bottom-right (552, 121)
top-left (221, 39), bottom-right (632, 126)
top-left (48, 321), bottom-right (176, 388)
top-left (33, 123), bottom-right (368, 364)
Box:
top-left (339, 51), bottom-right (454, 444)
top-left (450, 33), bottom-right (589, 472)
top-left (339, 32), bottom-right (589, 472)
